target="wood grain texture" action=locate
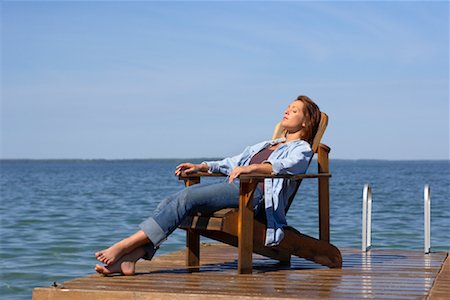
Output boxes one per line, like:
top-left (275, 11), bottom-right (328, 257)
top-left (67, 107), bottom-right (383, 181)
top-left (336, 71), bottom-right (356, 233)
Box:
top-left (428, 253), bottom-right (450, 300)
top-left (33, 244), bottom-right (448, 300)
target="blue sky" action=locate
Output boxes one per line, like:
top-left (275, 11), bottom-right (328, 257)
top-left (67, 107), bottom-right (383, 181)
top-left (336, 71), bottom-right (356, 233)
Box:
top-left (1, 1), bottom-right (449, 160)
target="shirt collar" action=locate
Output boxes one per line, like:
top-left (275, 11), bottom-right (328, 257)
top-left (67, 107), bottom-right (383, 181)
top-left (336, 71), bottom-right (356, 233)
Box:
top-left (270, 137), bottom-right (286, 145)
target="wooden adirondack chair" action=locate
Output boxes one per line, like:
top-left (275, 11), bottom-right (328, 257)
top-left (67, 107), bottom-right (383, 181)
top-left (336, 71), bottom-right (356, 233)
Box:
top-left (178, 112), bottom-right (342, 274)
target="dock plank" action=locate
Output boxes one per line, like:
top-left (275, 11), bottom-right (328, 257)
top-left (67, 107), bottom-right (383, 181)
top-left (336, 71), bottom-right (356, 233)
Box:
top-left (33, 244), bottom-right (448, 300)
top-left (428, 252), bottom-right (450, 300)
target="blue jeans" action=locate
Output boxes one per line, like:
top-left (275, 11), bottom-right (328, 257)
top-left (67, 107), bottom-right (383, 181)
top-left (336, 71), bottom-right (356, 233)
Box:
top-left (139, 180), bottom-right (264, 258)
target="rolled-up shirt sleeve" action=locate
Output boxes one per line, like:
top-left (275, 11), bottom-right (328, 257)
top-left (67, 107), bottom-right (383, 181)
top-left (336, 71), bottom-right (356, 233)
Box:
top-left (264, 142), bottom-right (313, 175)
top-left (202, 161), bottom-right (220, 174)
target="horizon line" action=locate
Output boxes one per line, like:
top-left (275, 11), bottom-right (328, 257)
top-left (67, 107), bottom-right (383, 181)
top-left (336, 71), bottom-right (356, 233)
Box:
top-left (1, 158), bottom-right (449, 162)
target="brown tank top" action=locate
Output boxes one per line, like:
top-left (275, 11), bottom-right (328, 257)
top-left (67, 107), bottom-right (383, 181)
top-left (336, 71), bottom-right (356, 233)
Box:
top-left (249, 147), bottom-right (274, 193)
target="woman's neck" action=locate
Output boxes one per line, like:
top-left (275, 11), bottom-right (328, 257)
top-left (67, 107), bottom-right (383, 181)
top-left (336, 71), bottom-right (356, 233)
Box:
top-left (285, 131), bottom-right (302, 142)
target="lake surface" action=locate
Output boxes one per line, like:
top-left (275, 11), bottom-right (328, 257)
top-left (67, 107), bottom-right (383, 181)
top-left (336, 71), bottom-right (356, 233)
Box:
top-left (1, 159), bottom-right (449, 299)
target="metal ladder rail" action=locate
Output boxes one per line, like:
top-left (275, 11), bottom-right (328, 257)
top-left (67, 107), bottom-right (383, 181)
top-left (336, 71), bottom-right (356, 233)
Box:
top-left (424, 184), bottom-right (431, 254)
top-left (362, 184), bottom-right (372, 252)
top-left (362, 184), bottom-right (431, 253)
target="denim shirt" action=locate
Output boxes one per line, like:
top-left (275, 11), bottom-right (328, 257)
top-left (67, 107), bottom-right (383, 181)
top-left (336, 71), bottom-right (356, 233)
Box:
top-left (202, 137), bottom-right (313, 246)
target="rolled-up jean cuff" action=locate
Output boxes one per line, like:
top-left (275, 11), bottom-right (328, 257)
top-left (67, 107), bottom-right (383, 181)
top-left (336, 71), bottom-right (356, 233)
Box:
top-left (139, 217), bottom-right (166, 248)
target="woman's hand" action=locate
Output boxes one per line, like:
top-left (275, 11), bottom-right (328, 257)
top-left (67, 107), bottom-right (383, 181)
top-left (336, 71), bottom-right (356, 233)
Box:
top-left (175, 163), bottom-right (207, 176)
top-left (228, 165), bottom-right (255, 183)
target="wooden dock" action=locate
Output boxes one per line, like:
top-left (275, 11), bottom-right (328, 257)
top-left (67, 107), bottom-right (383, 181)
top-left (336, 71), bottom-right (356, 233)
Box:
top-left (33, 244), bottom-right (449, 300)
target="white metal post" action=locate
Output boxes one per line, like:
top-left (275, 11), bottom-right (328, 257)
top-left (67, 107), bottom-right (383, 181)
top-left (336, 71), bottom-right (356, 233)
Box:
top-left (362, 184), bottom-right (372, 252)
top-left (367, 185), bottom-right (372, 250)
top-left (424, 184), bottom-right (431, 254)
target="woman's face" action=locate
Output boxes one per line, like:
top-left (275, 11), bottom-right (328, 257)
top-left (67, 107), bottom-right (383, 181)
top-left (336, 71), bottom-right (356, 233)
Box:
top-left (280, 100), bottom-right (306, 133)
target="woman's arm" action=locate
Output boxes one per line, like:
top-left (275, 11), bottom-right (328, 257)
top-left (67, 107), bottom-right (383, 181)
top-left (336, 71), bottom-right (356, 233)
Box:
top-left (202, 141), bottom-right (268, 175)
top-left (228, 163), bottom-right (272, 183)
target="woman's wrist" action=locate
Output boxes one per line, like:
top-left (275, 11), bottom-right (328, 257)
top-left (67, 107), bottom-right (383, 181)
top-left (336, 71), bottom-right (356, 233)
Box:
top-left (198, 163), bottom-right (209, 172)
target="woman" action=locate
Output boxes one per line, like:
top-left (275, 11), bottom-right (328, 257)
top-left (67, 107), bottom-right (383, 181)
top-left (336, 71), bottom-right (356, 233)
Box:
top-left (95, 95), bottom-right (321, 275)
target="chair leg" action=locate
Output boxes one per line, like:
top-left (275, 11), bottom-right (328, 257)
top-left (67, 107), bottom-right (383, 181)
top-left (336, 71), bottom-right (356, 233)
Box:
top-left (278, 253), bottom-right (291, 266)
top-left (183, 178), bottom-right (201, 269)
top-left (186, 229), bottom-right (200, 267)
top-left (318, 145), bottom-right (330, 243)
top-left (238, 181), bottom-right (257, 274)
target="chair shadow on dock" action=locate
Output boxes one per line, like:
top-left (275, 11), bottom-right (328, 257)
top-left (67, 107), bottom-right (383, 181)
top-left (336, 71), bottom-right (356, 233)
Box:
top-left (135, 258), bottom-right (324, 275)
top-left (33, 244), bottom-right (449, 300)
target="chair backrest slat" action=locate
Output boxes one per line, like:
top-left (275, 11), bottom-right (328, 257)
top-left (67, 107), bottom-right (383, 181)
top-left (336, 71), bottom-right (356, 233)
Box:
top-left (311, 112), bottom-right (328, 153)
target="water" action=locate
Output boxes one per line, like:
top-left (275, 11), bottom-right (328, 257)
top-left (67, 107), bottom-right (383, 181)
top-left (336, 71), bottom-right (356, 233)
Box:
top-left (1, 159), bottom-right (449, 299)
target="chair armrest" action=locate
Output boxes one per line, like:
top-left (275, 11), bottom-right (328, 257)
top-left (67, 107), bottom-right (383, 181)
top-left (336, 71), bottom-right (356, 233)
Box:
top-left (178, 172), bottom-right (227, 180)
top-left (239, 173), bottom-right (331, 182)
top-left (178, 172), bottom-right (331, 181)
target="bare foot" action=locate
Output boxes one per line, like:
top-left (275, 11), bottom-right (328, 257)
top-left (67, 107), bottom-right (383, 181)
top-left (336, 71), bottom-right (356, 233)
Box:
top-left (95, 241), bottom-right (129, 265)
top-left (95, 230), bottom-right (151, 265)
top-left (95, 246), bottom-right (146, 276)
